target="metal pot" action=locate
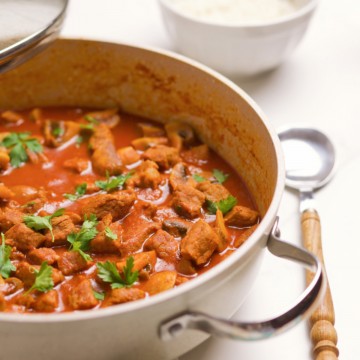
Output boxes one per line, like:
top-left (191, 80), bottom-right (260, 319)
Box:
top-left (0, 39), bottom-right (323, 360)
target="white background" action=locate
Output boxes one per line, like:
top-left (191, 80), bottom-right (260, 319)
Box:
top-left (62, 0), bottom-right (360, 359)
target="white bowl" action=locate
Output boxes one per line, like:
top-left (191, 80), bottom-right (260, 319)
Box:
top-left (158, 0), bottom-right (319, 77)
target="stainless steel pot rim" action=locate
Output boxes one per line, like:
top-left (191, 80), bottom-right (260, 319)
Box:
top-left (0, 40), bottom-right (285, 323)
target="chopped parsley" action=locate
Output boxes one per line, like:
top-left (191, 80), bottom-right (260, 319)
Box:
top-left (67, 214), bottom-right (98, 262)
top-left (84, 115), bottom-right (100, 125)
top-left (93, 290), bottom-right (105, 300)
top-left (192, 173), bottom-right (206, 182)
top-left (212, 169), bottom-right (229, 184)
top-left (0, 233), bottom-right (16, 278)
top-left (207, 195), bottom-right (237, 215)
top-left (64, 183), bottom-right (87, 201)
top-left (95, 171), bottom-right (132, 192)
top-left (52, 126), bottom-right (64, 137)
top-left (97, 256), bottom-right (138, 289)
top-left (26, 262), bottom-right (54, 294)
top-left (23, 208), bottom-right (64, 242)
top-left (75, 135), bottom-right (84, 146)
top-left (0, 132), bottom-right (43, 167)
top-left (104, 226), bottom-right (117, 240)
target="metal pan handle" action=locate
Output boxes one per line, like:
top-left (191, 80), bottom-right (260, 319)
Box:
top-left (160, 217), bottom-right (325, 341)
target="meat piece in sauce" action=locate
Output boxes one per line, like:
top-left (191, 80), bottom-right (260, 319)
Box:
top-left (89, 124), bottom-right (122, 175)
top-left (85, 108), bottom-right (120, 128)
top-left (131, 137), bottom-right (168, 151)
top-left (169, 162), bottom-right (196, 191)
top-left (144, 229), bottom-right (179, 263)
top-left (224, 205), bottom-right (259, 228)
top-left (117, 146), bottom-right (140, 166)
top-left (0, 208), bottom-right (23, 232)
top-left (137, 123), bottom-right (165, 137)
top-left (57, 251), bottom-right (92, 276)
top-left (127, 160), bottom-right (162, 189)
top-left (172, 184), bottom-right (205, 219)
top-left (80, 190), bottom-right (136, 221)
top-left (142, 145), bottom-right (181, 170)
top-left (0, 184), bottom-right (14, 201)
top-left (162, 218), bottom-right (191, 238)
top-left (142, 271), bottom-right (177, 295)
top-left (63, 157), bottom-right (90, 173)
top-left (63, 276), bottom-right (98, 310)
top-left (0, 277), bottom-right (24, 295)
top-left (28, 248), bottom-right (59, 265)
top-left (44, 120), bottom-right (81, 147)
top-left (5, 223), bottom-right (45, 252)
top-left (214, 209), bottom-right (229, 252)
top-left (32, 290), bottom-right (59, 312)
top-left (90, 214), bottom-right (122, 254)
top-left (196, 180), bottom-right (230, 203)
top-left (180, 220), bottom-right (219, 266)
top-left (43, 215), bottom-right (77, 247)
top-left (102, 288), bottom-right (146, 307)
top-left (0, 150), bottom-right (10, 171)
top-left (181, 144), bottom-right (209, 165)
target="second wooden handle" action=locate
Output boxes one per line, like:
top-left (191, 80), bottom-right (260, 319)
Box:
top-left (301, 210), bottom-right (339, 360)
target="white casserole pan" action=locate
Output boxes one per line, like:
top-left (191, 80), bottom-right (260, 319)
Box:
top-left (0, 39), bottom-right (324, 360)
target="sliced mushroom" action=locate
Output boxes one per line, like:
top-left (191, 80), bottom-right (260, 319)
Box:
top-left (1, 110), bottom-right (23, 124)
top-left (84, 108), bottom-right (120, 128)
top-left (43, 120), bottom-right (81, 147)
top-left (214, 209), bottom-right (229, 252)
top-left (169, 162), bottom-right (196, 190)
top-left (131, 136), bottom-right (168, 151)
top-left (137, 122), bottom-right (165, 137)
top-left (165, 121), bottom-right (195, 150)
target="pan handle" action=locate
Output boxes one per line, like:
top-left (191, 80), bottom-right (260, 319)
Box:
top-left (159, 217), bottom-right (325, 341)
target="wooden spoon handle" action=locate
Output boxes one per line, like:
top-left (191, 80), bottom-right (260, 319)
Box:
top-left (301, 210), bottom-right (339, 360)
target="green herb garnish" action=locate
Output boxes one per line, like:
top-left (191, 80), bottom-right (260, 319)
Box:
top-left (97, 256), bottom-right (138, 289)
top-left (67, 214), bottom-right (98, 262)
top-left (192, 174), bottom-right (206, 182)
top-left (207, 195), bottom-right (237, 215)
top-left (95, 171), bottom-right (132, 192)
top-left (84, 115), bottom-right (100, 125)
top-left (104, 226), bottom-right (117, 240)
top-left (26, 262), bottom-right (54, 294)
top-left (75, 135), bottom-right (84, 146)
top-left (0, 132), bottom-right (43, 167)
top-left (93, 290), bottom-right (105, 300)
top-left (52, 126), bottom-right (64, 137)
top-left (212, 169), bottom-right (229, 184)
top-left (23, 208), bottom-right (64, 242)
top-left (0, 233), bottom-right (16, 278)
top-left (64, 183), bottom-right (87, 201)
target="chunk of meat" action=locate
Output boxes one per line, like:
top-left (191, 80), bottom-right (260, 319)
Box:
top-left (5, 223), bottom-right (45, 252)
top-left (143, 271), bottom-right (177, 295)
top-left (117, 146), bottom-right (140, 165)
top-left (0, 184), bottom-right (14, 201)
top-left (234, 224), bottom-right (259, 248)
top-left (63, 157), bottom-right (90, 173)
top-left (84, 108), bottom-right (120, 128)
top-left (142, 145), bottom-right (181, 170)
top-left (63, 276), bottom-right (98, 310)
top-left (165, 121), bottom-right (195, 150)
top-left (137, 123), bottom-right (165, 137)
top-left (0, 292), bottom-right (5, 311)
top-left (182, 144), bottom-right (209, 164)
top-left (44, 215), bottom-right (77, 247)
top-left (144, 230), bottom-right (179, 263)
top-left (9, 185), bottom-right (46, 204)
top-left (172, 184), bottom-right (205, 219)
top-left (0, 277), bottom-right (24, 295)
top-left (162, 218), bottom-right (191, 238)
top-left (32, 290), bottom-right (59, 312)
top-left (90, 214), bottom-right (122, 254)
top-left (28, 248), bottom-right (59, 265)
top-left (214, 209), bottom-right (229, 252)
top-left (0, 208), bottom-right (23, 232)
top-left (127, 160), bottom-right (162, 189)
top-left (169, 162), bottom-right (196, 190)
top-left (80, 190), bottom-right (136, 221)
top-left (102, 288), bottom-right (145, 307)
top-left (196, 181), bottom-right (230, 203)
top-left (15, 262), bottom-right (64, 287)
top-left (89, 124), bottom-right (122, 175)
top-left (134, 200), bottom-right (158, 219)
top-left (224, 206), bottom-right (259, 228)
top-left (131, 137), bottom-right (168, 151)
top-left (1, 110), bottom-right (23, 124)
top-left (180, 220), bottom-right (219, 266)
top-left (0, 151), bottom-right (10, 171)
top-left (57, 251), bottom-right (92, 276)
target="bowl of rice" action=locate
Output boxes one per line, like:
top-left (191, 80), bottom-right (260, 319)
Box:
top-left (158, 0), bottom-right (319, 77)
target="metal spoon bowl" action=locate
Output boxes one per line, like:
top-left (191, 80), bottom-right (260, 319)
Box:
top-left (0, 0), bottom-right (68, 74)
top-left (278, 124), bottom-right (339, 359)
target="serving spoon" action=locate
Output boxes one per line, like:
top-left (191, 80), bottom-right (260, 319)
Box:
top-left (278, 125), bottom-right (339, 360)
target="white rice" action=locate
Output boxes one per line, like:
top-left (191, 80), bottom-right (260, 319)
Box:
top-left (166, 0), bottom-right (306, 24)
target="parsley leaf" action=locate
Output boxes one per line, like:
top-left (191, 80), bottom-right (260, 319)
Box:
top-left (84, 115), bottom-right (100, 125)
top-left (192, 174), bottom-right (206, 182)
top-left (64, 183), bottom-right (87, 201)
top-left (97, 256), bottom-right (138, 289)
top-left (212, 169), bottom-right (229, 184)
top-left (26, 262), bottom-right (54, 294)
top-left (52, 126), bottom-right (64, 137)
top-left (207, 195), bottom-right (237, 215)
top-left (75, 136), bottom-right (84, 146)
top-left (95, 171), bottom-right (132, 192)
top-left (0, 132), bottom-right (43, 168)
top-left (105, 226), bottom-right (117, 240)
top-left (23, 209), bottom-right (64, 242)
top-left (93, 290), bottom-right (105, 300)
top-left (67, 214), bottom-right (98, 261)
top-left (0, 233), bottom-right (16, 278)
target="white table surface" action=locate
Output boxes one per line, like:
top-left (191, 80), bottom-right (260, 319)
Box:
top-left (62, 1), bottom-right (359, 359)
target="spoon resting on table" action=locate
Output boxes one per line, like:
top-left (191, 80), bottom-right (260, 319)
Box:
top-left (278, 125), bottom-right (339, 360)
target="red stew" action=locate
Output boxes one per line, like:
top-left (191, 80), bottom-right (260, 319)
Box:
top-left (0, 107), bottom-right (259, 313)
